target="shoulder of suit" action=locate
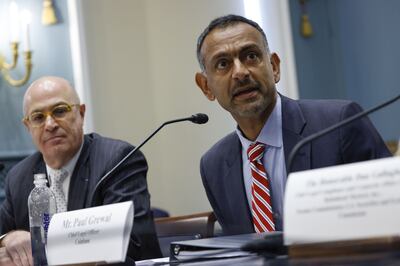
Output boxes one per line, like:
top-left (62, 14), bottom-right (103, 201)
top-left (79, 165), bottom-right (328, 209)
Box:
top-left (5, 152), bottom-right (42, 183)
top-left (85, 133), bottom-right (133, 150)
top-left (280, 94), bottom-right (358, 116)
top-left (284, 97), bottom-right (363, 132)
top-left (296, 98), bottom-right (356, 112)
top-left (282, 97), bottom-right (359, 121)
top-left (83, 133), bottom-right (140, 164)
top-left (202, 132), bottom-right (239, 161)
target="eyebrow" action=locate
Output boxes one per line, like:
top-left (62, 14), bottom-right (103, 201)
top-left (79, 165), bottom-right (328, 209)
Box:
top-left (209, 43), bottom-right (262, 62)
top-left (29, 101), bottom-right (69, 114)
top-left (240, 43), bottom-right (263, 53)
top-left (209, 52), bottom-right (230, 63)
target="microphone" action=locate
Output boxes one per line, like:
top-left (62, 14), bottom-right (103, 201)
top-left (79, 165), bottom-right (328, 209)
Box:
top-left (287, 94), bottom-right (400, 174)
top-left (240, 232), bottom-right (285, 254)
top-left (90, 113), bottom-right (209, 206)
top-left (0, 163), bottom-right (4, 171)
top-left (190, 113), bottom-right (209, 124)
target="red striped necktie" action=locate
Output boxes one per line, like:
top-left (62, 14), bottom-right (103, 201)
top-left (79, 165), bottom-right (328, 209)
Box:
top-left (247, 142), bottom-right (275, 232)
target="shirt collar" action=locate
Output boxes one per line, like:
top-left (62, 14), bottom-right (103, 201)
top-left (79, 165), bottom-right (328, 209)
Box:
top-left (236, 94), bottom-right (283, 150)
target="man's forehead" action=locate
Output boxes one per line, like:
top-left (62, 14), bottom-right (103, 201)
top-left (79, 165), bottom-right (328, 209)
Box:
top-left (202, 23), bottom-right (264, 55)
top-left (24, 83), bottom-right (73, 113)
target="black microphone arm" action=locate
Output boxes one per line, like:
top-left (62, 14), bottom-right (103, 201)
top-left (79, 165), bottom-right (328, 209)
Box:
top-left (90, 113), bottom-right (209, 206)
top-left (287, 93), bottom-right (400, 174)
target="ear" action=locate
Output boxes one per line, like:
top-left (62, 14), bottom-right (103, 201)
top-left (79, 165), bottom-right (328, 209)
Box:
top-left (195, 72), bottom-right (215, 101)
top-left (22, 118), bottom-right (31, 132)
top-left (79, 104), bottom-right (86, 119)
top-left (270, 53), bottom-right (281, 83)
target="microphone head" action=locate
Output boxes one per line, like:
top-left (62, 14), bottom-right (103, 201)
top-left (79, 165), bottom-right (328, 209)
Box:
top-left (190, 113), bottom-right (209, 124)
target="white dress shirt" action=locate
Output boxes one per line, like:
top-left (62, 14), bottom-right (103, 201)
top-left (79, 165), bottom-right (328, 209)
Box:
top-left (46, 142), bottom-right (83, 202)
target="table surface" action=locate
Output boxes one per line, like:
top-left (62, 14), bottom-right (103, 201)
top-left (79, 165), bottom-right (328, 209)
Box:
top-left (135, 250), bottom-right (400, 266)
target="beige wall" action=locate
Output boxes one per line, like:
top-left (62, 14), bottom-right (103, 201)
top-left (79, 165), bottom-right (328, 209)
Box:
top-left (143, 0), bottom-right (243, 215)
top-left (77, 0), bottom-right (296, 215)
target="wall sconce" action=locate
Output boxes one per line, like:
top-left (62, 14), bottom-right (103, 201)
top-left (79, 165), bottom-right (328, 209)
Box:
top-left (299, 0), bottom-right (313, 38)
top-left (0, 1), bottom-right (33, 87)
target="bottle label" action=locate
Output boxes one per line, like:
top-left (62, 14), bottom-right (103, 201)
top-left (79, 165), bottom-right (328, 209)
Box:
top-left (43, 213), bottom-right (51, 242)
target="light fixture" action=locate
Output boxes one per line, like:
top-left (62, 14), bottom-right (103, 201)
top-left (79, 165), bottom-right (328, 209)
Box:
top-left (0, 0), bottom-right (33, 87)
top-left (299, 0), bottom-right (313, 38)
top-left (42, 0), bottom-right (58, 25)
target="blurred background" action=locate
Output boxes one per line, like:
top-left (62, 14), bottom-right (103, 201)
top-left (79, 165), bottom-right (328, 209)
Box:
top-left (0, 0), bottom-right (399, 216)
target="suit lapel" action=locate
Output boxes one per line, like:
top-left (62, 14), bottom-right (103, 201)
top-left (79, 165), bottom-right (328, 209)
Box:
top-left (68, 136), bottom-right (91, 211)
top-left (33, 158), bottom-right (47, 177)
top-left (281, 95), bottom-right (311, 173)
top-left (222, 134), bottom-right (254, 232)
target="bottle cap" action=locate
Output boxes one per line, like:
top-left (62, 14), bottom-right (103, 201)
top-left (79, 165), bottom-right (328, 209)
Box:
top-left (33, 173), bottom-right (48, 185)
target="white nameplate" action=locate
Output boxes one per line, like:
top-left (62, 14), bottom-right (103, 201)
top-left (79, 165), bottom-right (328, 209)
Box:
top-left (47, 201), bottom-right (134, 265)
top-left (284, 157), bottom-right (400, 245)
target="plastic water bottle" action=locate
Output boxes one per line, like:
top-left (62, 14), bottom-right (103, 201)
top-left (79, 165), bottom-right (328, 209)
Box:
top-left (28, 174), bottom-right (57, 266)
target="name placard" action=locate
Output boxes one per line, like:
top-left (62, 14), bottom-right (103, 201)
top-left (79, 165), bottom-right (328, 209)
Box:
top-left (284, 157), bottom-right (400, 245)
top-left (46, 201), bottom-right (134, 265)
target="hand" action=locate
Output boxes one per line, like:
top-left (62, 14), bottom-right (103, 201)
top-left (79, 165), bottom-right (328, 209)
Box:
top-left (1, 231), bottom-right (33, 266)
top-left (0, 247), bottom-right (17, 266)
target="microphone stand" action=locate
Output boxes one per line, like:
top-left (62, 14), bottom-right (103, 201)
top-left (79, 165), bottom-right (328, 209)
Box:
top-left (90, 114), bottom-right (208, 206)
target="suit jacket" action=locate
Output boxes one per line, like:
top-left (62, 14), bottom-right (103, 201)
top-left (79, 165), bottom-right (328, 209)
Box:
top-left (0, 133), bottom-right (161, 261)
top-left (200, 96), bottom-right (392, 235)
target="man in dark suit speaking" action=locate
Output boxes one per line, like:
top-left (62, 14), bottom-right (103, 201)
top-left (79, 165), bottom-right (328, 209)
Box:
top-left (0, 76), bottom-right (161, 265)
top-left (195, 15), bottom-right (391, 236)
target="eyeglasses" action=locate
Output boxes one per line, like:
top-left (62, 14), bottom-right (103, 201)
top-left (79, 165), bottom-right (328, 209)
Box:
top-left (23, 103), bottom-right (80, 127)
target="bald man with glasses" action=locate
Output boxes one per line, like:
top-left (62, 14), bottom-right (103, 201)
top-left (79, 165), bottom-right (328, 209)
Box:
top-left (0, 76), bottom-right (161, 265)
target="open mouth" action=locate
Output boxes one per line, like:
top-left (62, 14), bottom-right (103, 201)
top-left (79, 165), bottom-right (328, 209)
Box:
top-left (233, 87), bottom-right (258, 99)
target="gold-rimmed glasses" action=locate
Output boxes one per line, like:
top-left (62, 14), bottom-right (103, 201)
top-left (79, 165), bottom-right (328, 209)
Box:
top-left (23, 103), bottom-right (80, 127)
